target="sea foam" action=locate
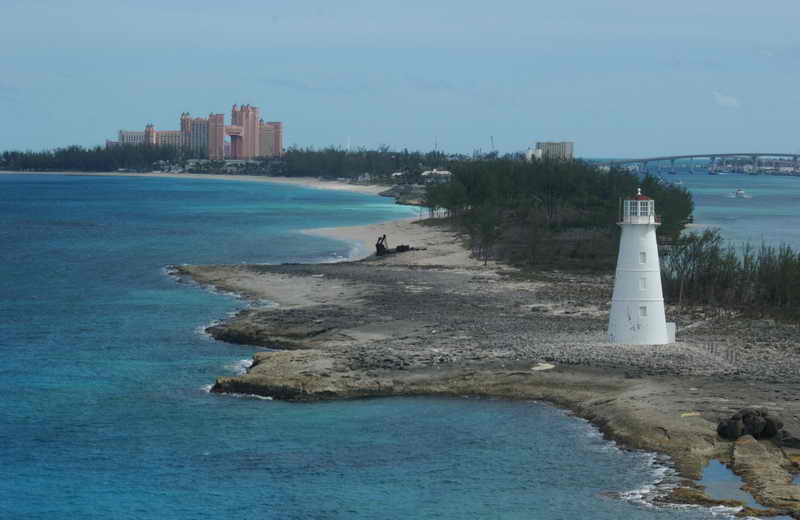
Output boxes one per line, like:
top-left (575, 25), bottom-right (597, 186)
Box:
top-left (225, 358), bottom-right (253, 375)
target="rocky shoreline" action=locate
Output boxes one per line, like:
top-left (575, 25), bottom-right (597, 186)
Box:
top-left (176, 219), bottom-right (800, 517)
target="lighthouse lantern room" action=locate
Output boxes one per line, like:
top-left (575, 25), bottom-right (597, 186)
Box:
top-left (608, 189), bottom-right (674, 345)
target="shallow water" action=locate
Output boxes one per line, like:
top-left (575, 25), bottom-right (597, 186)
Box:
top-left (698, 460), bottom-right (759, 508)
top-left (0, 173), bottom-right (760, 519)
top-left (699, 461), bottom-right (797, 520)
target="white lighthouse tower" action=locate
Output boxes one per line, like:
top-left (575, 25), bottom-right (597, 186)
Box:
top-left (608, 189), bottom-right (674, 344)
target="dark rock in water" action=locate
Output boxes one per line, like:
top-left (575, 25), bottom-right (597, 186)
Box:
top-left (718, 408), bottom-right (783, 440)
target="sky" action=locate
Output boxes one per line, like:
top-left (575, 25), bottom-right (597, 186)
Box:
top-left (1, 0), bottom-right (800, 158)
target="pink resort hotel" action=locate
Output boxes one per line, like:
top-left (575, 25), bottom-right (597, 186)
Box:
top-left (108, 104), bottom-right (283, 160)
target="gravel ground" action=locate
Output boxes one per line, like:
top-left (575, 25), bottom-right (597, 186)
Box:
top-left (209, 260), bottom-right (800, 385)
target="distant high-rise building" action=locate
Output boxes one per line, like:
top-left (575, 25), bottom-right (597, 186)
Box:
top-left (180, 112), bottom-right (193, 147)
top-left (189, 117), bottom-right (209, 153)
top-left (259, 122), bottom-right (275, 157)
top-left (157, 130), bottom-right (182, 148)
top-left (113, 104), bottom-right (283, 160)
top-left (208, 113), bottom-right (226, 160)
top-left (527, 141), bottom-right (575, 161)
top-left (118, 130), bottom-right (146, 145)
top-left (144, 124), bottom-right (157, 146)
top-left (265, 121), bottom-right (283, 157)
top-left (230, 104), bottom-right (261, 159)
top-left (259, 120), bottom-right (283, 157)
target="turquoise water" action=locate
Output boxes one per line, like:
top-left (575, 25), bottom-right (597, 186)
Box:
top-left (0, 174), bottom-right (751, 519)
top-left (665, 172), bottom-right (800, 249)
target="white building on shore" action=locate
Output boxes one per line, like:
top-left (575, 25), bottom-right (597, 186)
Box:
top-left (420, 168), bottom-right (452, 183)
top-left (608, 189), bottom-right (675, 345)
top-left (525, 141), bottom-right (575, 161)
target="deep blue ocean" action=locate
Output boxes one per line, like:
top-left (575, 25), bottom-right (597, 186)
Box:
top-left (0, 173), bottom-right (779, 519)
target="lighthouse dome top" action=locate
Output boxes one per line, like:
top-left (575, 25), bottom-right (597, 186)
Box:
top-left (620, 188), bottom-right (658, 225)
top-left (629, 188), bottom-right (652, 201)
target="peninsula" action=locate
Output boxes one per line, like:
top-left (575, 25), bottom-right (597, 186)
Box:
top-left (177, 215), bottom-right (800, 517)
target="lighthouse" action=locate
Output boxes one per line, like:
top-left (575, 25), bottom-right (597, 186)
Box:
top-left (608, 189), bottom-right (674, 344)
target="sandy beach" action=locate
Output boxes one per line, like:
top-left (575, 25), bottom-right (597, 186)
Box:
top-left (0, 170), bottom-right (388, 196)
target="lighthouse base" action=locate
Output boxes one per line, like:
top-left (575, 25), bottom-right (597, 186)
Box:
top-left (607, 300), bottom-right (672, 345)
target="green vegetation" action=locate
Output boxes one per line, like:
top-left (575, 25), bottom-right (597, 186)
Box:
top-left (0, 144), bottom-right (203, 172)
top-left (662, 229), bottom-right (800, 317)
top-left (0, 144), bottom-right (455, 179)
top-left (424, 158), bottom-right (694, 270)
top-left (283, 146), bottom-right (452, 181)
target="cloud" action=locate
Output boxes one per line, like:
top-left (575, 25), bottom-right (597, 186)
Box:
top-left (713, 91), bottom-right (740, 109)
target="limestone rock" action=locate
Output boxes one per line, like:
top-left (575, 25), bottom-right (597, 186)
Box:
top-left (718, 408), bottom-right (783, 440)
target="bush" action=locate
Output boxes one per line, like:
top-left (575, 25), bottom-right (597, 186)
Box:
top-left (662, 228), bottom-right (800, 317)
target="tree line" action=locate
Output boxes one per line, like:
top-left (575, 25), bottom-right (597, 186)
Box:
top-left (0, 144), bottom-right (206, 172)
top-left (0, 144), bottom-right (460, 179)
top-left (423, 158), bottom-right (694, 268)
top-left (282, 146), bottom-right (454, 180)
top-left (662, 229), bottom-right (800, 318)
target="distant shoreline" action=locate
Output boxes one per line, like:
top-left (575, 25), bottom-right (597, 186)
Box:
top-left (0, 169), bottom-right (425, 264)
top-left (0, 170), bottom-right (388, 196)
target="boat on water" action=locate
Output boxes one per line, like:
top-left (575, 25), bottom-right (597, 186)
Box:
top-left (734, 188), bottom-right (748, 198)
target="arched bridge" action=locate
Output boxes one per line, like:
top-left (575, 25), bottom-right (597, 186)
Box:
top-left (606, 153), bottom-right (800, 167)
